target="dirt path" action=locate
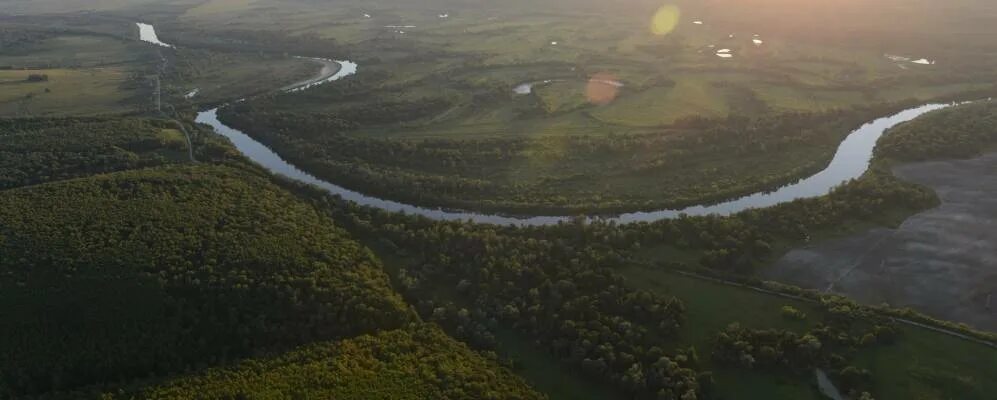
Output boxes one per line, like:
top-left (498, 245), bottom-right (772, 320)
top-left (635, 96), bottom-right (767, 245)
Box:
top-left (767, 153), bottom-right (997, 331)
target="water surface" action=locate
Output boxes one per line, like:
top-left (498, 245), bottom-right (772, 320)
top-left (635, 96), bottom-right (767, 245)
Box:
top-left (136, 23), bottom-right (173, 48)
top-left (130, 23), bottom-right (961, 226)
top-left (198, 91), bottom-right (955, 226)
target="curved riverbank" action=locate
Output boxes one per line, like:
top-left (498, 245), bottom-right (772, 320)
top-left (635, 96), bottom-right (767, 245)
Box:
top-left (281, 57), bottom-right (352, 92)
top-left (200, 98), bottom-right (959, 225)
top-left (138, 23), bottom-right (966, 226)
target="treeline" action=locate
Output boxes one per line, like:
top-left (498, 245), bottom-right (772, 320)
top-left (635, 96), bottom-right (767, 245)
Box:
top-left (101, 325), bottom-right (545, 400)
top-left (225, 96), bottom-right (452, 129)
top-left (0, 165), bottom-right (412, 396)
top-left (877, 100), bottom-right (997, 161)
top-left (0, 117), bottom-right (188, 190)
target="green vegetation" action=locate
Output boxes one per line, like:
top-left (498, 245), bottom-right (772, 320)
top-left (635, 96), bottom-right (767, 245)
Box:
top-left (327, 199), bottom-right (702, 399)
top-left (878, 100), bottom-right (997, 161)
top-left (111, 324), bottom-right (545, 400)
top-left (0, 164), bottom-right (413, 396)
top-left (855, 325), bottom-right (997, 400)
top-left (0, 117), bottom-right (188, 189)
top-left (166, 0), bottom-right (997, 212)
top-left (0, 24), bottom-right (160, 116)
top-left (0, 68), bottom-right (144, 116)
top-left (164, 48), bottom-right (320, 105)
top-left (0, 34), bottom-right (150, 69)
top-left (3, 2), bottom-right (997, 400)
top-left (220, 101), bottom-right (941, 214)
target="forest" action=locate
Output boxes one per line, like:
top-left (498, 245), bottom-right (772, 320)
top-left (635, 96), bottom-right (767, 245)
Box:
top-left (107, 325), bottom-right (544, 400)
top-left (0, 164), bottom-right (417, 396)
top-left (877, 101), bottom-right (997, 161)
top-left (0, 118), bottom-right (188, 189)
top-left (3, 3), bottom-right (997, 400)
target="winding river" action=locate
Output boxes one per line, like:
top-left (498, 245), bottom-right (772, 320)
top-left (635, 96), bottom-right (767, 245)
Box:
top-left (141, 24), bottom-right (960, 226)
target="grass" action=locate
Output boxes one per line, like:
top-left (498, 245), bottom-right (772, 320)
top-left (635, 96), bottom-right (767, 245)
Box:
top-left (0, 68), bottom-right (141, 116)
top-left (0, 35), bottom-right (151, 69)
top-left (854, 327), bottom-right (997, 400)
top-left (172, 0), bottom-right (997, 137)
top-left (158, 0), bottom-right (997, 213)
top-left (619, 264), bottom-right (997, 400)
top-left (622, 264), bottom-right (822, 399)
top-left (590, 78), bottom-right (730, 127)
top-left (0, 29), bottom-right (158, 117)
top-left (535, 81), bottom-right (594, 114)
top-left (167, 50), bottom-right (318, 105)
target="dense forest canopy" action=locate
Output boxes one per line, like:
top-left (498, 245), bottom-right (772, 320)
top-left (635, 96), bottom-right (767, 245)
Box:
top-left (1, 1), bottom-right (997, 399)
top-left (0, 164), bottom-right (414, 396)
top-left (0, 118), bottom-right (187, 189)
top-left (110, 325), bottom-right (546, 400)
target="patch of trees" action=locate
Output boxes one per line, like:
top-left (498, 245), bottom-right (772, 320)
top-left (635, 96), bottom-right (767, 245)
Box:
top-left (877, 101), bottom-right (997, 161)
top-left (25, 74), bottom-right (48, 82)
top-left (101, 325), bottom-right (545, 400)
top-left (0, 117), bottom-right (188, 190)
top-left (0, 165), bottom-right (412, 396)
top-left (306, 194), bottom-right (705, 400)
top-left (713, 297), bottom-right (901, 399)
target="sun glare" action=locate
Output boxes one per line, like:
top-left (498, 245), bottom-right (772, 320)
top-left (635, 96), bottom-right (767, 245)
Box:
top-left (651, 5), bottom-right (681, 36)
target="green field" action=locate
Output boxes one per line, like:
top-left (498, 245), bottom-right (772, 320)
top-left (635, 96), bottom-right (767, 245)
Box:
top-left (0, 68), bottom-right (142, 116)
top-left (620, 265), bottom-right (997, 400)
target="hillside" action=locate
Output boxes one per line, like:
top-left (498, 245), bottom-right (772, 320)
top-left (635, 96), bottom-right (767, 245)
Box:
top-left (0, 164), bottom-right (415, 396)
top-left (109, 325), bottom-right (545, 400)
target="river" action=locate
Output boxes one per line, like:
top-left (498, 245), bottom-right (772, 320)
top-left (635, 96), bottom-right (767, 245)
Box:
top-left (139, 23), bottom-right (961, 227)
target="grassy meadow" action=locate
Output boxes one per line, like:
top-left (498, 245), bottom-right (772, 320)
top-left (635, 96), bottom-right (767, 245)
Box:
top-left (0, 68), bottom-right (141, 116)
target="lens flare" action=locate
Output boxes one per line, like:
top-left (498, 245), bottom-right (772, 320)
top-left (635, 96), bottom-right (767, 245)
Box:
top-left (586, 73), bottom-right (621, 105)
top-left (651, 5), bottom-right (681, 36)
